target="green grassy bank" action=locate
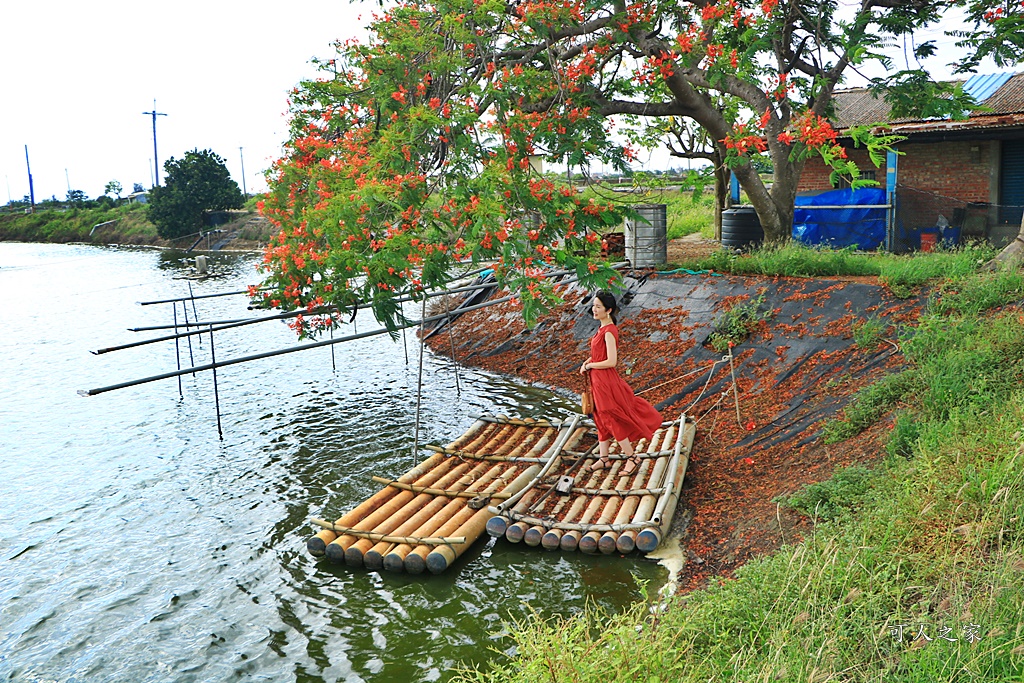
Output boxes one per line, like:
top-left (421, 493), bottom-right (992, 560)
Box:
top-left (0, 197), bottom-right (272, 248)
top-left (0, 203), bottom-right (162, 244)
top-left (457, 247), bottom-right (1024, 682)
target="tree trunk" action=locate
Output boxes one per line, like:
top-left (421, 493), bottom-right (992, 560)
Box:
top-left (713, 148), bottom-right (728, 241)
top-left (731, 156), bottom-right (802, 243)
top-left (984, 211), bottom-right (1024, 271)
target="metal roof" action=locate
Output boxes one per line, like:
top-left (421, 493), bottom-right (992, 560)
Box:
top-left (833, 72), bottom-right (1024, 133)
top-left (963, 72), bottom-right (1013, 102)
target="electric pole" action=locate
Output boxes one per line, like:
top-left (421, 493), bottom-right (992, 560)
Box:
top-left (239, 147), bottom-right (247, 197)
top-left (142, 100), bottom-right (168, 188)
top-left (24, 145), bottom-right (35, 212)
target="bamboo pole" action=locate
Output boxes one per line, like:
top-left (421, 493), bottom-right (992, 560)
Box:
top-left (491, 423), bottom-right (582, 542)
top-left (401, 462), bottom-right (524, 574)
top-left (602, 426), bottom-right (674, 554)
top-left (404, 422), bottom-right (571, 571)
top-left (424, 462), bottom-right (544, 574)
top-left (324, 454), bottom-right (462, 563)
top-left (637, 417), bottom-right (695, 553)
top-left (483, 425), bottom-right (560, 538)
top-left (362, 459), bottom-right (480, 568)
top-left (561, 456), bottom-right (627, 552)
top-left (577, 434), bottom-right (658, 554)
top-left (385, 460), bottom-right (513, 573)
top-left (342, 459), bottom-right (481, 567)
top-left (518, 426), bottom-right (588, 546)
top-left (370, 476), bottom-right (513, 499)
top-left (504, 490), bottom-right (542, 543)
top-left (540, 462), bottom-right (599, 550)
top-left (308, 451), bottom-right (448, 557)
top-left (616, 426), bottom-right (675, 554)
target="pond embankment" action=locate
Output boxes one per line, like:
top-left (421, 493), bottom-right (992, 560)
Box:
top-left (426, 271), bottom-right (925, 591)
top-left (0, 204), bottom-right (274, 251)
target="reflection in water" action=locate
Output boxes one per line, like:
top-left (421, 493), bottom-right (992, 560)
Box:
top-left (0, 243), bottom-right (664, 682)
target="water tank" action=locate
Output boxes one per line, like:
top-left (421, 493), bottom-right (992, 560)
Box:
top-left (721, 206), bottom-right (763, 251)
top-left (624, 204), bottom-right (667, 268)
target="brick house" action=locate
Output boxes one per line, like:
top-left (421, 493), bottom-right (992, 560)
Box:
top-left (798, 72), bottom-right (1024, 247)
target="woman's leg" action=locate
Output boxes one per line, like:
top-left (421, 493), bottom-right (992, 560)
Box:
top-left (618, 438), bottom-right (640, 475)
top-left (588, 439), bottom-right (612, 471)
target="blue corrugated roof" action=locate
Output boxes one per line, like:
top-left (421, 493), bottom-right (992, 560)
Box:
top-left (964, 72), bottom-right (1013, 103)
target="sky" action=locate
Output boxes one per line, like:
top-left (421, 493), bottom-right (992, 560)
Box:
top-left (0, 2), bottom-right (1001, 204)
top-left (0, 0), bottom-right (370, 203)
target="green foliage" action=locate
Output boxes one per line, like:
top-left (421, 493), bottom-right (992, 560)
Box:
top-left (823, 371), bottom-right (921, 444)
top-left (148, 149), bottom-right (243, 240)
top-left (780, 465), bottom-right (877, 522)
top-left (707, 292), bottom-right (772, 353)
top-left (0, 203), bottom-right (156, 243)
top-left (257, 0), bottom-right (1006, 330)
top-left (104, 180), bottom-right (122, 199)
top-left (673, 243), bottom-right (997, 286)
top-left (852, 316), bottom-right (885, 349)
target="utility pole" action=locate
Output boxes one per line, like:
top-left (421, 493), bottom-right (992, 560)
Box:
top-left (65, 168), bottom-right (71, 194)
top-left (239, 147), bottom-right (247, 197)
top-left (24, 145), bottom-right (35, 212)
top-left (142, 100), bottom-right (167, 188)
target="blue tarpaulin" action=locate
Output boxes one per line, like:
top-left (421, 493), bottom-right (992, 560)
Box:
top-left (793, 187), bottom-right (887, 250)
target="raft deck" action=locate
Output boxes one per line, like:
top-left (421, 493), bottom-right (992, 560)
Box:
top-left (307, 413), bottom-right (695, 574)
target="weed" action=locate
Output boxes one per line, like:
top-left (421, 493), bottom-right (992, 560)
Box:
top-left (852, 316), bottom-right (886, 349)
top-left (706, 292), bottom-right (772, 353)
top-left (779, 465), bottom-right (877, 522)
top-left (822, 370), bottom-right (920, 443)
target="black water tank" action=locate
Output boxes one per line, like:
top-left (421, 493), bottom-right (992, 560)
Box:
top-left (721, 206), bottom-right (763, 251)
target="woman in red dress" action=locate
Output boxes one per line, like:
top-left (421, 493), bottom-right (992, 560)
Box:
top-left (578, 291), bottom-right (663, 475)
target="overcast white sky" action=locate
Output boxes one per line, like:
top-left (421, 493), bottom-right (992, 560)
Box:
top-left (0, 1), bottom-right (1001, 203)
top-left (0, 0), bottom-right (369, 203)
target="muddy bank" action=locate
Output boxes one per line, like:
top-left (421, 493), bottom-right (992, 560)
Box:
top-left (426, 271), bottom-right (924, 591)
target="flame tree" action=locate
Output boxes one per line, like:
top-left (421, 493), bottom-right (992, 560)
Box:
top-left (257, 0), bottom-right (1023, 334)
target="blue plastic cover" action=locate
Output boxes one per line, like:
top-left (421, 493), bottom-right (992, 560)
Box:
top-left (792, 188), bottom-right (887, 250)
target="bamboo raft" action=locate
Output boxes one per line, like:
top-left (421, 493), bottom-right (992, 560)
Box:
top-left (307, 412), bottom-right (695, 574)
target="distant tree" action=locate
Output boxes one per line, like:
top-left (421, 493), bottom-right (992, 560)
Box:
top-left (104, 180), bottom-right (123, 200)
top-left (133, 183), bottom-right (144, 193)
top-left (148, 149), bottom-right (244, 240)
top-left (96, 195), bottom-right (115, 208)
top-left (66, 189), bottom-right (87, 204)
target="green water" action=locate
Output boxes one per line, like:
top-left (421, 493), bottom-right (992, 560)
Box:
top-left (0, 243), bottom-right (665, 682)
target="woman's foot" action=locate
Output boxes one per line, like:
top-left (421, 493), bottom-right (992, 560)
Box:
top-left (587, 456), bottom-right (611, 472)
top-left (620, 455), bottom-right (641, 476)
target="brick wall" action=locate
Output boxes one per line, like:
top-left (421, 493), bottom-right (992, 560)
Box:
top-left (797, 148), bottom-right (883, 193)
top-left (797, 140), bottom-right (992, 201)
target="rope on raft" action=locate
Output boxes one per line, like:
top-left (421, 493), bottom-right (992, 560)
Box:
top-left (493, 509), bottom-right (660, 533)
top-left (370, 475), bottom-right (513, 499)
top-left (309, 518), bottom-right (467, 545)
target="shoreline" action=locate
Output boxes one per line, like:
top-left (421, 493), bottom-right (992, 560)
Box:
top-left (425, 271), bottom-right (920, 592)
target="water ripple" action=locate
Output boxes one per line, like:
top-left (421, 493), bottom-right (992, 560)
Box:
top-left (0, 243), bottom-right (663, 683)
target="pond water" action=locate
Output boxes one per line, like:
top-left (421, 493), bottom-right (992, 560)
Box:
top-left (0, 243), bottom-right (665, 682)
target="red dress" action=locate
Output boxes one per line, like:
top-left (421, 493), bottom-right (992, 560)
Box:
top-left (588, 324), bottom-right (663, 444)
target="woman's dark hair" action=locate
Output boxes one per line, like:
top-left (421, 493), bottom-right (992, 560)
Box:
top-left (595, 290), bottom-right (618, 324)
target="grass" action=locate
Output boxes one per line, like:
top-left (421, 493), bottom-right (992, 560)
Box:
top-left (455, 259), bottom-right (1024, 683)
top-left (0, 203), bottom-right (159, 244)
top-left (707, 291), bottom-right (773, 354)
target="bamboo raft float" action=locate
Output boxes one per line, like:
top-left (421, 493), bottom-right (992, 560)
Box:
top-left (307, 412), bottom-right (695, 574)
